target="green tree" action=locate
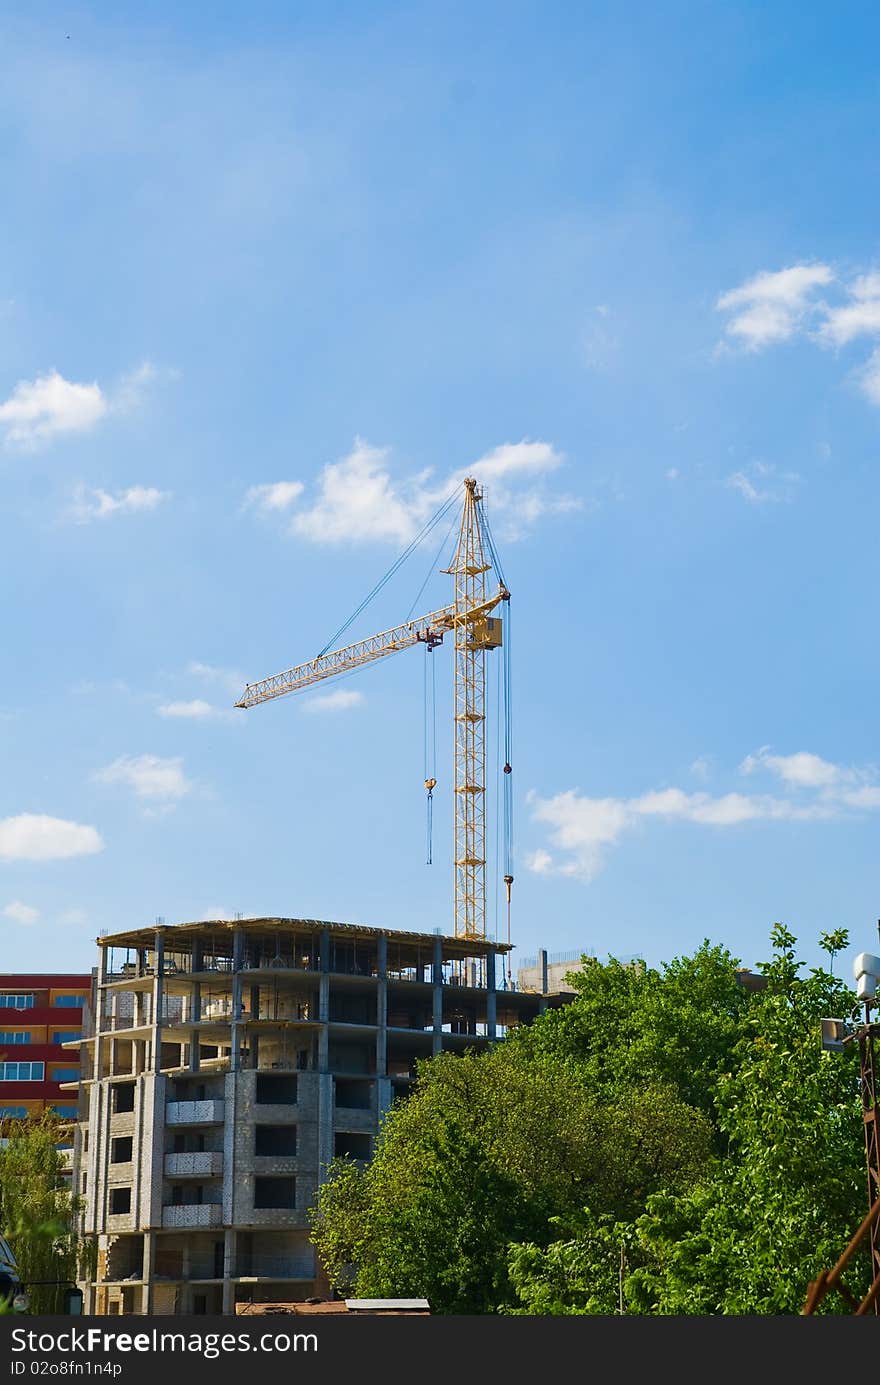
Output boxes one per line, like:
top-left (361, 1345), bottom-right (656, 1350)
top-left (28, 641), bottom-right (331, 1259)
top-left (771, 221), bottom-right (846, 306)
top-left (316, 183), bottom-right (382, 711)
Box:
top-left (628, 925), bottom-right (865, 1314)
top-left (311, 1045), bottom-right (714, 1312)
top-left (507, 1208), bottom-right (640, 1315)
top-left (506, 926), bottom-right (867, 1315)
top-left (509, 942), bottom-right (752, 1125)
top-left (0, 1112), bottom-right (90, 1314)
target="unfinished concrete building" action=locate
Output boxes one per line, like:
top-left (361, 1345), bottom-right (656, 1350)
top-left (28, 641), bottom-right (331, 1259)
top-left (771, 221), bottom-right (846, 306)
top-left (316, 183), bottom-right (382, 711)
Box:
top-left (72, 917), bottom-right (568, 1315)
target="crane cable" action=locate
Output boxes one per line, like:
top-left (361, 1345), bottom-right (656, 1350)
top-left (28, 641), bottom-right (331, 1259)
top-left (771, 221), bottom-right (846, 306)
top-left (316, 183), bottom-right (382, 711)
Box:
top-left (316, 486), bottom-right (461, 658)
top-left (480, 503), bottom-right (514, 984)
top-left (502, 597), bottom-right (513, 986)
top-left (413, 508), bottom-right (459, 864)
top-left (423, 641), bottom-right (437, 864)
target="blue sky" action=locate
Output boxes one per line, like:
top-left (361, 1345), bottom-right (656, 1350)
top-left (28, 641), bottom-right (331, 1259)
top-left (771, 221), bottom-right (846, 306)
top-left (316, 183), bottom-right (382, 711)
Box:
top-left (3, 1), bottom-right (880, 985)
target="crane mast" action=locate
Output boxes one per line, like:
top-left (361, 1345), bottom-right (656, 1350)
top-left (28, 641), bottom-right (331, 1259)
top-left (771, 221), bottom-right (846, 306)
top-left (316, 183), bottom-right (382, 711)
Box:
top-left (235, 477), bottom-right (508, 943)
top-left (450, 478), bottom-right (494, 940)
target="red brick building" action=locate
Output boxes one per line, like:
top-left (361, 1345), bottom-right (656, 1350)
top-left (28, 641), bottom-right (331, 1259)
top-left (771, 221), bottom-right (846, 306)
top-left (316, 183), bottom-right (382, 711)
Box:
top-left (0, 975), bottom-right (92, 1122)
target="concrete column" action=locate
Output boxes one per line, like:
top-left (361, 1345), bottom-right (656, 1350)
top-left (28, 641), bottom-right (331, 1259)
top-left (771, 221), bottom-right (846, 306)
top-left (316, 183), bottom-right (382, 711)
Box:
top-left (222, 1229), bottom-right (236, 1314)
top-left (486, 945), bottom-right (497, 1041)
top-left (142, 1230), bottom-right (155, 1314)
top-left (231, 929), bottom-right (244, 1072)
top-left (376, 934), bottom-right (387, 1077)
top-left (540, 948), bottom-right (549, 995)
top-left (190, 940), bottom-right (202, 1074)
top-left (432, 936), bottom-right (443, 1056)
top-left (318, 1071), bottom-right (335, 1180)
top-left (152, 931), bottom-right (165, 1075)
top-left (318, 928), bottom-right (330, 1072)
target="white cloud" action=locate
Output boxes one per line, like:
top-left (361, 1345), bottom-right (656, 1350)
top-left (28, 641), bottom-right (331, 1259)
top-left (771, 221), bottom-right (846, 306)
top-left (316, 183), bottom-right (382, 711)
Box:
top-left (158, 700), bottom-right (221, 720)
top-left (526, 848), bottom-right (554, 875)
top-left (199, 908), bottom-right (232, 921)
top-left (528, 790), bottom-right (631, 882)
top-left (858, 348), bottom-right (880, 405)
top-left (666, 468), bottom-right (680, 481)
top-left (0, 370), bottom-right (107, 448)
top-left (113, 361), bottom-right (163, 413)
top-left (740, 747), bottom-right (847, 788)
top-left (247, 435), bottom-right (576, 547)
top-left (244, 481), bottom-right (305, 513)
top-left (716, 263), bottom-right (833, 351)
top-left (70, 483), bottom-right (169, 523)
top-left (302, 689), bottom-right (364, 713)
top-left (818, 272), bottom-right (880, 346)
top-left (528, 747), bottom-right (880, 881)
top-left (2, 900), bottom-right (39, 925)
top-left (464, 440), bottom-right (563, 484)
top-left (289, 438), bottom-right (426, 545)
top-left (725, 461), bottom-right (800, 505)
top-left (690, 756), bottom-right (711, 780)
top-left (0, 360), bottom-right (166, 450)
top-left (0, 813), bottom-right (104, 862)
top-left (93, 754), bottom-right (191, 800)
top-left (717, 262), bottom-right (880, 407)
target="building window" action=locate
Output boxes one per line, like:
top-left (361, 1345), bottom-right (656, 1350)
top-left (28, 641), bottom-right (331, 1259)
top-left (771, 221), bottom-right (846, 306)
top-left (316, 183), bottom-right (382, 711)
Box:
top-left (109, 1188), bottom-right (131, 1215)
top-left (52, 1106), bottom-right (78, 1119)
top-left (0, 1061), bottom-right (45, 1081)
top-left (111, 1137), bottom-right (133, 1164)
top-left (334, 1132), bottom-right (372, 1161)
top-left (254, 1125), bottom-right (297, 1156)
top-left (253, 1176), bottom-right (296, 1209)
top-left (51, 1069), bottom-right (80, 1084)
top-left (53, 996), bottom-right (86, 1009)
top-left (0, 995), bottom-right (35, 1010)
top-left (0, 1106), bottom-right (27, 1118)
top-left (335, 1078), bottom-right (373, 1110)
top-left (255, 1073), bottom-right (297, 1104)
top-left (0, 1032), bottom-right (30, 1045)
top-left (112, 1083), bottom-right (135, 1114)
top-left (52, 1031), bottom-right (82, 1045)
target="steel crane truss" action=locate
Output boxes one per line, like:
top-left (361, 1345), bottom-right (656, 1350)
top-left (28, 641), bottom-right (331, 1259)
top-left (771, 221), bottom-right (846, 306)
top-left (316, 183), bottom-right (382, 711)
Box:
top-left (236, 478), bottom-right (509, 944)
top-left (235, 594), bottom-right (504, 711)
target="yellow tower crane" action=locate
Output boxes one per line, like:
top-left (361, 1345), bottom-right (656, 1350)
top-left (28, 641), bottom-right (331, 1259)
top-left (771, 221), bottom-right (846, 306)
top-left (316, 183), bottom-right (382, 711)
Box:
top-left (234, 477), bottom-right (511, 943)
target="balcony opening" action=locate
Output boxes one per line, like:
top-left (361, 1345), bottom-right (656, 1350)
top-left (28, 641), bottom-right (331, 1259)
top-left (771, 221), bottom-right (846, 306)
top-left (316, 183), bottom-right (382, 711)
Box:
top-left (253, 1177), bottom-right (296, 1210)
top-left (254, 1126), bottom-right (297, 1157)
top-left (255, 1073), bottom-right (297, 1105)
top-left (173, 1132), bottom-right (205, 1154)
top-left (111, 1137), bottom-right (133, 1164)
top-left (171, 1184), bottom-right (204, 1206)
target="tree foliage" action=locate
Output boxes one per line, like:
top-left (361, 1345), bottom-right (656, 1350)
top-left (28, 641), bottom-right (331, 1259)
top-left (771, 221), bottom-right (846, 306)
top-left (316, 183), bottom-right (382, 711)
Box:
top-left (510, 926), bottom-right (866, 1315)
top-left (312, 1042), bottom-right (714, 1312)
top-left (312, 925), bottom-right (868, 1315)
top-left (0, 1112), bottom-right (89, 1314)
